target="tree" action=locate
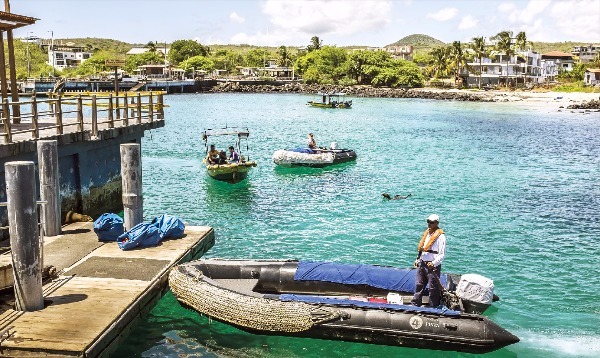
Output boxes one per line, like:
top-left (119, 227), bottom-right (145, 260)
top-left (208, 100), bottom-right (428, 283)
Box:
top-left (245, 48), bottom-right (270, 67)
top-left (168, 40), bottom-right (210, 65)
top-left (371, 60), bottom-right (424, 88)
top-left (181, 55), bottom-right (215, 73)
top-left (451, 41), bottom-right (468, 86)
top-left (295, 46), bottom-right (348, 84)
top-left (347, 50), bottom-right (392, 84)
top-left (429, 47), bottom-right (450, 79)
top-left (469, 36), bottom-right (488, 89)
top-left (145, 41), bottom-right (156, 53)
top-left (491, 30), bottom-right (514, 88)
top-left (125, 51), bottom-right (163, 72)
top-left (277, 46), bottom-right (293, 67)
top-left (515, 31), bottom-right (529, 85)
top-left (307, 36), bottom-right (323, 52)
top-left (75, 51), bottom-right (122, 76)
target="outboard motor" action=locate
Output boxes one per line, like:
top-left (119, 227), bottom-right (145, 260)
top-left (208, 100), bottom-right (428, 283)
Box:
top-left (456, 274), bottom-right (495, 314)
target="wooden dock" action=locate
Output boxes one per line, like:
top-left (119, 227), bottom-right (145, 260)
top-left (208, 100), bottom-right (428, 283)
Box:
top-left (0, 221), bottom-right (214, 357)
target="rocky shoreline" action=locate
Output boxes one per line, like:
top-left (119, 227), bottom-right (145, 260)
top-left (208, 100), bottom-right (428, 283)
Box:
top-left (209, 82), bottom-right (600, 109)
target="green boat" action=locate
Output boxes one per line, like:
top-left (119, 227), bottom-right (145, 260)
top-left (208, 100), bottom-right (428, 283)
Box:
top-left (201, 127), bottom-right (257, 183)
top-left (307, 92), bottom-right (352, 109)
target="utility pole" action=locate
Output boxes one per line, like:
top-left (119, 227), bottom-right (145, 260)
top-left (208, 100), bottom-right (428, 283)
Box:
top-left (26, 31), bottom-right (31, 77)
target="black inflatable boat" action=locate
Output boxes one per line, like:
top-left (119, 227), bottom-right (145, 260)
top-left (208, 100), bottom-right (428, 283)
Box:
top-left (169, 259), bottom-right (519, 354)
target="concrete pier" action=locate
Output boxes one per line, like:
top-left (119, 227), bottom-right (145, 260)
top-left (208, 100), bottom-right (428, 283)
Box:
top-left (0, 222), bottom-right (214, 357)
top-left (120, 144), bottom-right (143, 230)
top-left (37, 140), bottom-right (61, 237)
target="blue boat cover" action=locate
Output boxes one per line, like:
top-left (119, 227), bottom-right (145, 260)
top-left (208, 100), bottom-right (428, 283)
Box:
top-left (117, 214), bottom-right (185, 250)
top-left (288, 147), bottom-right (315, 154)
top-left (295, 261), bottom-right (447, 292)
top-left (93, 213), bottom-right (124, 241)
top-left (279, 294), bottom-right (460, 316)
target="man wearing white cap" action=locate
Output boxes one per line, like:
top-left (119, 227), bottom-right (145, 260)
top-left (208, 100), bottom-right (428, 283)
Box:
top-left (411, 214), bottom-right (447, 308)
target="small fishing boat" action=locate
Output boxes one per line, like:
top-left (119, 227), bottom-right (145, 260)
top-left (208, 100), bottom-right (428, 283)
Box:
top-left (169, 259), bottom-right (519, 354)
top-left (202, 127), bottom-right (257, 183)
top-left (273, 143), bottom-right (356, 168)
top-left (307, 92), bottom-right (352, 108)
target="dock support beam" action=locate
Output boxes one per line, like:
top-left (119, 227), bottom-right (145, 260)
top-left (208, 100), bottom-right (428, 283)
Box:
top-left (5, 161), bottom-right (44, 311)
top-left (37, 140), bottom-right (61, 236)
top-left (120, 143), bottom-right (143, 230)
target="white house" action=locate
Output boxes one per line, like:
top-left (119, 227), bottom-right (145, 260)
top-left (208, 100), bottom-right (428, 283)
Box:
top-left (464, 50), bottom-right (544, 86)
top-left (541, 51), bottom-right (575, 75)
top-left (46, 43), bottom-right (92, 70)
top-left (572, 44), bottom-right (600, 63)
top-left (584, 68), bottom-right (600, 86)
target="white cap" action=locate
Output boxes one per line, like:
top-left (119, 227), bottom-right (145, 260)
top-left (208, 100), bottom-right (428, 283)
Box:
top-left (427, 214), bottom-right (440, 222)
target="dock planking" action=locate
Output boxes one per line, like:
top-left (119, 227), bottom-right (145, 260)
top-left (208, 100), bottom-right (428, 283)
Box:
top-left (0, 221), bottom-right (214, 357)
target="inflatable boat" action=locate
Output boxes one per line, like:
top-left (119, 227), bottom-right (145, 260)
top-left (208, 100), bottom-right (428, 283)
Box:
top-left (169, 259), bottom-right (518, 353)
top-left (272, 147), bottom-right (357, 168)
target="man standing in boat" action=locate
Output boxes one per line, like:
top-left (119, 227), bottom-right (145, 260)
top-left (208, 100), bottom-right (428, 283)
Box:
top-left (411, 214), bottom-right (447, 308)
top-left (307, 133), bottom-right (317, 149)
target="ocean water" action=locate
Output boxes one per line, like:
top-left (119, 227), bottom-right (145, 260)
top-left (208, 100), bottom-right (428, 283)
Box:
top-left (114, 93), bottom-right (600, 357)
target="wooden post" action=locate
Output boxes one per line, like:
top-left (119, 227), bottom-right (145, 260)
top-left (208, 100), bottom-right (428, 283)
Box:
top-left (148, 92), bottom-right (154, 121)
top-left (115, 93), bottom-right (120, 121)
top-left (0, 32), bottom-right (8, 102)
top-left (136, 93), bottom-right (142, 124)
top-left (76, 95), bottom-right (83, 131)
top-left (6, 30), bottom-right (21, 122)
top-left (91, 94), bottom-right (98, 137)
top-left (37, 140), bottom-right (61, 237)
top-left (108, 94), bottom-right (114, 128)
top-left (31, 95), bottom-right (39, 139)
top-left (2, 98), bottom-right (11, 143)
top-left (120, 143), bottom-right (143, 230)
top-left (123, 92), bottom-right (129, 126)
top-left (56, 95), bottom-right (63, 134)
top-left (157, 93), bottom-right (164, 119)
top-left (5, 161), bottom-right (44, 311)
top-left (130, 94), bottom-right (135, 118)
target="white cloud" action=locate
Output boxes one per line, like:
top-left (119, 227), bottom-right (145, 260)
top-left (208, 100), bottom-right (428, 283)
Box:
top-left (229, 12), bottom-right (245, 24)
top-left (498, 2), bottom-right (516, 12)
top-left (517, 0), bottom-right (551, 23)
top-left (261, 0), bottom-right (392, 36)
top-left (458, 15), bottom-right (479, 30)
top-left (549, 0), bottom-right (600, 42)
top-left (426, 8), bottom-right (458, 21)
top-left (230, 30), bottom-right (292, 47)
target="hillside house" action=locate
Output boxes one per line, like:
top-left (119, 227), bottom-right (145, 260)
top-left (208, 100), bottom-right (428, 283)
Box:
top-left (541, 51), bottom-right (574, 75)
top-left (584, 68), bottom-right (600, 86)
top-left (384, 45), bottom-right (413, 60)
top-left (572, 44), bottom-right (600, 63)
top-left (41, 42), bottom-right (92, 70)
top-left (464, 50), bottom-right (544, 86)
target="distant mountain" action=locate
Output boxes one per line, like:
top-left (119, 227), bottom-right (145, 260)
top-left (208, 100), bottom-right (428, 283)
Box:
top-left (387, 34), bottom-right (445, 47)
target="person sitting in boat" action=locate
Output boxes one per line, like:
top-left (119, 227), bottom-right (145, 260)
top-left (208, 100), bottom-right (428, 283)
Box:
top-left (218, 150), bottom-right (227, 164)
top-left (228, 146), bottom-right (240, 163)
top-left (206, 144), bottom-right (220, 164)
top-left (307, 133), bottom-right (317, 149)
top-left (411, 214), bottom-right (447, 308)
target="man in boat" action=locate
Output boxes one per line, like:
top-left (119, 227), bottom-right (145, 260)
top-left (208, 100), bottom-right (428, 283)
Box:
top-left (411, 214), bottom-right (447, 308)
top-left (307, 133), bottom-right (317, 149)
top-left (206, 144), bottom-right (220, 164)
top-left (228, 146), bottom-right (240, 163)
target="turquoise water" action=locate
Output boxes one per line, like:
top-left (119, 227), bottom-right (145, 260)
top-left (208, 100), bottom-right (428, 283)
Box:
top-left (114, 93), bottom-right (600, 357)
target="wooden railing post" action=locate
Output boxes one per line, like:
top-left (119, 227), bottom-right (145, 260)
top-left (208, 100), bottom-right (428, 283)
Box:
top-left (2, 99), bottom-right (12, 143)
top-left (91, 95), bottom-right (98, 137)
top-left (108, 94), bottom-right (114, 128)
top-left (77, 95), bottom-right (84, 132)
top-left (56, 96), bottom-right (63, 135)
top-left (115, 93), bottom-right (121, 121)
top-left (31, 95), bottom-right (39, 139)
top-left (148, 91), bottom-right (154, 121)
top-left (136, 93), bottom-right (142, 124)
top-left (157, 93), bottom-right (164, 119)
top-left (123, 92), bottom-right (129, 126)
top-left (130, 95), bottom-right (135, 118)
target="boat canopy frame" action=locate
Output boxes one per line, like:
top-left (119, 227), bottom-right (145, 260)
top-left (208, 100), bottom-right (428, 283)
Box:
top-left (202, 126), bottom-right (251, 159)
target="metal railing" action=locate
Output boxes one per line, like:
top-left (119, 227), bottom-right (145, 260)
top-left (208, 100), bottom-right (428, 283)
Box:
top-left (0, 92), bottom-right (165, 144)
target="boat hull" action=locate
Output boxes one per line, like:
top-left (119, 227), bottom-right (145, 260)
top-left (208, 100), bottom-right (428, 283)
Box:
top-left (205, 161), bottom-right (256, 183)
top-left (273, 149), bottom-right (357, 168)
top-left (169, 259), bottom-right (518, 353)
top-left (308, 101), bottom-right (352, 109)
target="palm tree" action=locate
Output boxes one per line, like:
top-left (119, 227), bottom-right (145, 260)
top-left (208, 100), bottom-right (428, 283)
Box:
top-left (145, 41), bottom-right (156, 53)
top-left (470, 36), bottom-right (487, 89)
top-left (491, 30), bottom-right (514, 88)
top-left (430, 47), bottom-right (450, 80)
top-left (451, 41), bottom-right (468, 86)
top-left (515, 31), bottom-right (528, 86)
top-left (307, 36), bottom-right (322, 52)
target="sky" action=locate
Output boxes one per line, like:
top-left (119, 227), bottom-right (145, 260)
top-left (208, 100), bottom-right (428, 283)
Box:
top-left (9, 0), bottom-right (600, 47)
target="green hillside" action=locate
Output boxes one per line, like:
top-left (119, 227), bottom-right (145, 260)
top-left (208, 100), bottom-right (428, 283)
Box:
top-left (56, 38), bottom-right (138, 54)
top-left (388, 34), bottom-right (445, 47)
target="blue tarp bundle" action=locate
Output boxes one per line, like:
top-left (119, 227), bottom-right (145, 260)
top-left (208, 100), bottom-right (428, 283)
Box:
top-left (117, 214), bottom-right (185, 250)
top-left (93, 213), bottom-right (124, 241)
top-left (279, 294), bottom-right (460, 316)
top-left (294, 261), bottom-right (447, 292)
top-left (288, 147), bottom-right (315, 154)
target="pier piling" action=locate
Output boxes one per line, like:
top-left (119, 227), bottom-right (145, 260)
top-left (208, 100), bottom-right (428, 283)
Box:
top-left (37, 140), bottom-right (61, 237)
top-left (5, 161), bottom-right (44, 311)
top-left (120, 143), bottom-right (143, 230)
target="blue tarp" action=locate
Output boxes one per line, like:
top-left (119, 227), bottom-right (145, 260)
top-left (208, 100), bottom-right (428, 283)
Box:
top-left (294, 261), bottom-right (447, 293)
top-left (279, 294), bottom-right (460, 316)
top-left (93, 213), bottom-right (124, 241)
top-left (117, 214), bottom-right (185, 250)
top-left (288, 147), bottom-right (315, 154)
